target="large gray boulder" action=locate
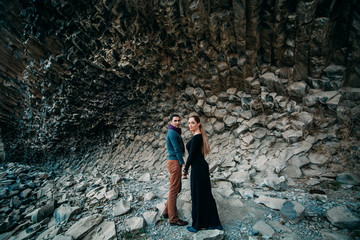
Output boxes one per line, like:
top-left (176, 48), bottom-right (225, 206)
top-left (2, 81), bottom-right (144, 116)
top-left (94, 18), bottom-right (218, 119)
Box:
top-left (326, 206), bottom-right (360, 229)
top-left (143, 211), bottom-right (160, 226)
top-left (54, 204), bottom-right (81, 224)
top-left (263, 176), bottom-right (288, 191)
top-left (113, 199), bottom-right (131, 217)
top-left (254, 195), bottom-right (286, 210)
top-left (83, 221), bottom-right (117, 240)
top-left (65, 214), bottom-right (104, 240)
top-left (280, 201), bottom-right (306, 224)
top-left (31, 200), bottom-right (57, 223)
top-left (124, 217), bottom-right (145, 232)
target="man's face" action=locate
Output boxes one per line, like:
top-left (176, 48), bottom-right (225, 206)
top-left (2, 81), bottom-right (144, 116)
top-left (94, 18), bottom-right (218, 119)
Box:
top-left (170, 116), bottom-right (181, 128)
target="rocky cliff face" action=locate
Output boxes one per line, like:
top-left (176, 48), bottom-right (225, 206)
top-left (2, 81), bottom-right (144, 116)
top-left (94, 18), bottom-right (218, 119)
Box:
top-left (0, 0), bottom-right (359, 174)
top-left (1, 1), bottom-right (360, 239)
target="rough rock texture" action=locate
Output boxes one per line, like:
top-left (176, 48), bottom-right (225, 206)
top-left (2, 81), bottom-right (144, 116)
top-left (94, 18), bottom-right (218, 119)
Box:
top-left (1, 2), bottom-right (360, 238)
top-left (0, 162), bottom-right (359, 240)
top-left (0, 0), bottom-right (359, 166)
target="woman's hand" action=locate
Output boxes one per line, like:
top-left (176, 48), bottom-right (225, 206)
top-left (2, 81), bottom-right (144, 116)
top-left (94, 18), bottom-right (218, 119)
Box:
top-left (182, 165), bottom-right (188, 178)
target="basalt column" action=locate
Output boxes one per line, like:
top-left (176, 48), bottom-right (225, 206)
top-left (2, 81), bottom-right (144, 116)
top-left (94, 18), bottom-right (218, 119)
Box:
top-left (0, 0), bottom-right (359, 163)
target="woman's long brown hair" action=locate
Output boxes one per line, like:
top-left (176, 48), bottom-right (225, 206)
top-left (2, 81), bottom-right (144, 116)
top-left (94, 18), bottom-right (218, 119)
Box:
top-left (190, 115), bottom-right (210, 155)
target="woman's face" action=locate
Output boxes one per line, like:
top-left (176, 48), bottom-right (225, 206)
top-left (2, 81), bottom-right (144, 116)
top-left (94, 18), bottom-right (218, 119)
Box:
top-left (188, 117), bottom-right (200, 132)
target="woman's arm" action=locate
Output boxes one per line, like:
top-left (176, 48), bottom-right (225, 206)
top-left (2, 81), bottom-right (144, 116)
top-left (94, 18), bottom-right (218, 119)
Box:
top-left (184, 135), bottom-right (202, 172)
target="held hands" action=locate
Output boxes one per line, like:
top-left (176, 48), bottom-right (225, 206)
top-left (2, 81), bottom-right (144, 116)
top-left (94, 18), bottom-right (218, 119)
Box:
top-left (182, 165), bottom-right (188, 179)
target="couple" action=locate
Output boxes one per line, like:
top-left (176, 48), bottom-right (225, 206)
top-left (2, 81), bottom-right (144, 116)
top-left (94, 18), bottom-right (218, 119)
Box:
top-left (163, 114), bottom-right (223, 233)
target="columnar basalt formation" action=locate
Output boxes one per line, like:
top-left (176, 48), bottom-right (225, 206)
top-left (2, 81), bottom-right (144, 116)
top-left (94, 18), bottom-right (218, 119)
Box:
top-left (0, 0), bottom-right (359, 173)
top-left (1, 1), bottom-right (360, 239)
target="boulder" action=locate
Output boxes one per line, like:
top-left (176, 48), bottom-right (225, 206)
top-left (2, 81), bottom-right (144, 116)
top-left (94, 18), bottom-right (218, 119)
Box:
top-left (111, 174), bottom-right (121, 185)
top-left (214, 181), bottom-right (234, 198)
top-left (192, 229), bottom-right (225, 240)
top-left (242, 135), bottom-right (254, 146)
top-left (142, 211), bottom-right (160, 226)
top-left (233, 125), bottom-right (249, 135)
top-left (228, 171), bottom-right (250, 187)
top-left (113, 199), bottom-right (131, 217)
top-left (263, 176), bottom-right (288, 191)
top-left (75, 182), bottom-right (89, 192)
top-left (138, 173), bottom-right (151, 182)
top-left (124, 217), bottom-right (145, 232)
top-left (54, 204), bottom-right (81, 224)
top-left (283, 165), bottom-right (302, 178)
top-left (252, 221), bottom-right (275, 238)
top-left (194, 88), bottom-right (206, 99)
top-left (288, 82), bottom-right (308, 98)
top-left (326, 206), bottom-right (360, 229)
top-left (144, 192), bottom-right (156, 201)
top-left (282, 129), bottom-right (303, 144)
top-left (214, 109), bottom-right (227, 120)
top-left (240, 110), bottom-right (252, 120)
top-left (65, 214), bottom-right (104, 240)
top-left (213, 122), bottom-right (225, 133)
top-left (105, 189), bottom-right (119, 200)
top-left (155, 201), bottom-right (166, 214)
top-left (252, 155), bottom-right (268, 172)
top-left (252, 128), bottom-right (267, 140)
top-left (260, 72), bottom-right (279, 91)
top-left (12, 223), bottom-right (42, 240)
top-left (323, 64), bottom-right (346, 79)
top-left (302, 164), bottom-right (325, 177)
top-left (280, 201), bottom-right (306, 224)
top-left (207, 95), bottom-right (219, 105)
top-left (223, 115), bottom-right (237, 127)
top-left (308, 152), bottom-right (330, 165)
top-left (320, 229), bottom-right (353, 240)
top-left (203, 103), bottom-right (216, 117)
top-left (288, 155), bottom-right (310, 168)
top-left (254, 195), bottom-right (286, 210)
top-left (36, 225), bottom-right (61, 240)
top-left (296, 111), bottom-right (313, 127)
top-left (83, 221), bottom-right (116, 240)
top-left (336, 172), bottom-right (360, 186)
top-left (32, 200), bottom-right (57, 223)
top-left (318, 91), bottom-right (339, 104)
top-left (238, 189), bottom-right (254, 199)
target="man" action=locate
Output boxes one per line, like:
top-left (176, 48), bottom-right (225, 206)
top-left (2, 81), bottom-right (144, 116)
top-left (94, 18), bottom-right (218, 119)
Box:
top-left (163, 114), bottom-right (188, 226)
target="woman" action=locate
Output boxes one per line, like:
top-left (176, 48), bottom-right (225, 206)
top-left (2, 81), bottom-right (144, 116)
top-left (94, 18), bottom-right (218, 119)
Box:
top-left (183, 115), bottom-right (223, 233)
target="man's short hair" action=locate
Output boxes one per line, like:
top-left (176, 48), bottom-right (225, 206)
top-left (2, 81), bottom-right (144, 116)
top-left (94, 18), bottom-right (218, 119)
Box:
top-left (170, 114), bottom-right (180, 122)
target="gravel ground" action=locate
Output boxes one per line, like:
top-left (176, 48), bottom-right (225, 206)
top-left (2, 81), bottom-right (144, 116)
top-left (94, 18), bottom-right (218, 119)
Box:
top-left (98, 175), bottom-right (360, 240)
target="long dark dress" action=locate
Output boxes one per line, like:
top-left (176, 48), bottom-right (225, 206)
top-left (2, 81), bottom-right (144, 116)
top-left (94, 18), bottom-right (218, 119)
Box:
top-left (184, 134), bottom-right (222, 230)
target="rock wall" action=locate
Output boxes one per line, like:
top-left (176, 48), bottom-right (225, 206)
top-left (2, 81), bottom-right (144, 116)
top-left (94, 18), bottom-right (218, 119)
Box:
top-left (0, 0), bottom-right (359, 181)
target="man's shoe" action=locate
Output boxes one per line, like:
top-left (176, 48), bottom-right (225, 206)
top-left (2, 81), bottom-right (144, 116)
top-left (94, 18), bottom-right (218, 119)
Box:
top-left (170, 219), bottom-right (188, 226)
top-left (163, 213), bottom-right (169, 219)
top-left (186, 226), bottom-right (198, 233)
